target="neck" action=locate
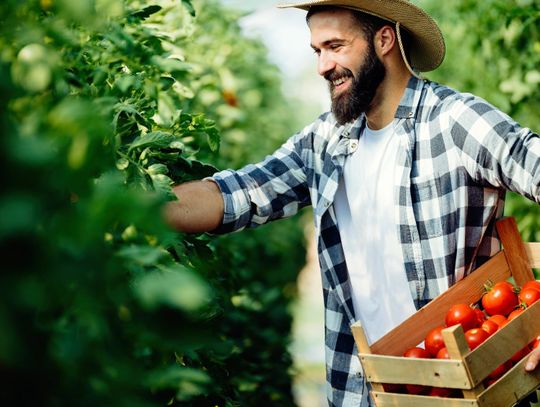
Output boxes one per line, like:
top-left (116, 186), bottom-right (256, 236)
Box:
top-left (365, 67), bottom-right (411, 130)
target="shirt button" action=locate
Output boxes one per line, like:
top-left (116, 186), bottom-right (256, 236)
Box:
top-left (324, 201), bottom-right (330, 208)
top-left (407, 111), bottom-right (414, 118)
top-left (350, 141), bottom-right (358, 151)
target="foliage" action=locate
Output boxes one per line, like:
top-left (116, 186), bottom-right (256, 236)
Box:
top-left (418, 0), bottom-right (540, 245)
top-left (0, 0), bottom-right (305, 405)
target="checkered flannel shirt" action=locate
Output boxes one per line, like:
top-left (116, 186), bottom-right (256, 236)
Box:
top-left (210, 76), bottom-right (540, 406)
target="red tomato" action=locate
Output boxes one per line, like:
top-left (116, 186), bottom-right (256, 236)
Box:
top-left (510, 345), bottom-right (532, 363)
top-left (403, 347), bottom-right (432, 395)
top-left (518, 287), bottom-right (540, 307)
top-left (494, 281), bottom-right (516, 292)
top-left (382, 383), bottom-right (405, 393)
top-left (482, 283), bottom-right (518, 316)
top-left (487, 360), bottom-right (513, 380)
top-left (531, 335), bottom-right (540, 349)
top-left (464, 328), bottom-right (490, 350)
top-left (474, 308), bottom-right (486, 325)
top-left (507, 308), bottom-right (524, 321)
top-left (429, 387), bottom-right (453, 398)
top-left (436, 347), bottom-right (449, 359)
top-left (481, 319), bottom-right (499, 336)
top-left (425, 326), bottom-right (445, 357)
top-left (484, 377), bottom-right (497, 388)
top-left (487, 314), bottom-right (507, 327)
top-left (445, 304), bottom-right (479, 331)
top-left (403, 347), bottom-right (431, 359)
top-left (522, 280), bottom-right (540, 292)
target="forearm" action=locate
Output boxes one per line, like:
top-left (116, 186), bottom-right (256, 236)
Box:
top-left (163, 179), bottom-right (224, 233)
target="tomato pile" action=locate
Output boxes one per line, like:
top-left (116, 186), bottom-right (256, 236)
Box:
top-left (389, 279), bottom-right (540, 397)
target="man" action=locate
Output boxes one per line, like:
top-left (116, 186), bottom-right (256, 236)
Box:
top-left (164, 0), bottom-right (540, 405)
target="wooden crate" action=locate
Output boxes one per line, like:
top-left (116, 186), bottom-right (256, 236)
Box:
top-left (351, 217), bottom-right (540, 407)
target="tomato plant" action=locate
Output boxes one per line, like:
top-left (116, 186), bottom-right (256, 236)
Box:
top-left (0, 0), bottom-right (306, 405)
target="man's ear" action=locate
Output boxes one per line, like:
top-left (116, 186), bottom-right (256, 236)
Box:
top-left (375, 25), bottom-right (396, 57)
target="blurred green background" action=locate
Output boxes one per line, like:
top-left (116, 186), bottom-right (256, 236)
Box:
top-left (1, 0), bottom-right (539, 406)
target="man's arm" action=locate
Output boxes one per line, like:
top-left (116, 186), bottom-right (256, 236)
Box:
top-left (163, 180), bottom-right (224, 233)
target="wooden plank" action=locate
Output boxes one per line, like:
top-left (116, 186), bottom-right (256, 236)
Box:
top-left (351, 322), bottom-right (385, 392)
top-left (496, 217), bottom-right (535, 286)
top-left (524, 242), bottom-right (540, 269)
top-left (351, 321), bottom-right (372, 354)
top-left (464, 299), bottom-right (540, 386)
top-left (359, 354), bottom-right (470, 389)
top-left (477, 355), bottom-right (540, 407)
top-left (371, 252), bottom-right (510, 356)
top-left (371, 391), bottom-right (478, 407)
top-left (442, 325), bottom-right (484, 399)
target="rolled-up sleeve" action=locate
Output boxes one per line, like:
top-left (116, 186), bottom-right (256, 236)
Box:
top-left (210, 133), bottom-right (311, 234)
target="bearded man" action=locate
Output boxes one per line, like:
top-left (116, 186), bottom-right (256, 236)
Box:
top-left (164, 1), bottom-right (540, 405)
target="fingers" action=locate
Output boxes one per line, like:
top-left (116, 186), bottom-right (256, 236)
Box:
top-left (525, 346), bottom-right (540, 372)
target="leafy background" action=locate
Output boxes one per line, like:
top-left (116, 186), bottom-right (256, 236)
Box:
top-left (1, 0), bottom-right (306, 405)
top-left (419, 0), bottom-right (540, 244)
top-left (1, 0), bottom-right (539, 406)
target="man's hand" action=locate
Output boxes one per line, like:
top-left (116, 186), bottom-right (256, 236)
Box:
top-left (526, 344), bottom-right (540, 372)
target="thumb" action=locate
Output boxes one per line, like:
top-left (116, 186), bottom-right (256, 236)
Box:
top-left (525, 346), bottom-right (540, 372)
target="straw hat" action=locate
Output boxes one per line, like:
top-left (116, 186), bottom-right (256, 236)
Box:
top-left (277, 0), bottom-right (445, 72)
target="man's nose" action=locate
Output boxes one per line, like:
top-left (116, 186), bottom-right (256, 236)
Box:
top-left (318, 51), bottom-right (336, 77)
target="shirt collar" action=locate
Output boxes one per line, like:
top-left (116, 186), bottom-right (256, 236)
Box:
top-left (395, 76), bottom-right (425, 119)
top-left (335, 76), bottom-right (425, 144)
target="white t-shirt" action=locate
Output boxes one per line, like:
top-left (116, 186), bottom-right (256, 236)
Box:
top-left (334, 122), bottom-right (417, 345)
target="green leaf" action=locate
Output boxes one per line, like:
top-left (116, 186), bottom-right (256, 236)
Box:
top-left (181, 0), bottom-right (196, 17)
top-left (117, 245), bottom-right (167, 266)
top-left (130, 5), bottom-right (162, 21)
top-left (129, 131), bottom-right (176, 151)
top-left (132, 265), bottom-right (211, 311)
top-left (147, 164), bottom-right (169, 176)
top-left (151, 56), bottom-right (193, 75)
top-left (205, 127), bottom-right (220, 152)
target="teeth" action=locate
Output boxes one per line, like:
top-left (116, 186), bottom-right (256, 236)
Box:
top-left (333, 77), bottom-right (348, 86)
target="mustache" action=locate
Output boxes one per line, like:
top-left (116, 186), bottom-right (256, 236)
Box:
top-left (324, 68), bottom-right (354, 83)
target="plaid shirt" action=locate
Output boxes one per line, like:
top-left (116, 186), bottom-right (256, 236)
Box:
top-left (211, 76), bottom-right (540, 406)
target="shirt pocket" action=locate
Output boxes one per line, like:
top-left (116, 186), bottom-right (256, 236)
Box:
top-left (410, 174), bottom-right (456, 239)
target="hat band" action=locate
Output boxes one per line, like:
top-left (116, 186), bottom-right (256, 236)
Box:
top-left (396, 22), bottom-right (422, 80)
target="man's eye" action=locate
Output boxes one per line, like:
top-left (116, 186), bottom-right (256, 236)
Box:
top-left (330, 44), bottom-right (342, 50)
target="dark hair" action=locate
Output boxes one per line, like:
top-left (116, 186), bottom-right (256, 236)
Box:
top-left (306, 6), bottom-right (410, 54)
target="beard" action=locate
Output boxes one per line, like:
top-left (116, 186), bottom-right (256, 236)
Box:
top-left (326, 41), bottom-right (386, 125)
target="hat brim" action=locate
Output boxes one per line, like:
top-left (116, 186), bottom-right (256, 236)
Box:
top-left (277, 0), bottom-right (445, 72)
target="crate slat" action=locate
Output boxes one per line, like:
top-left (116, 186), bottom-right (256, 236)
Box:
top-left (442, 325), bottom-right (485, 398)
top-left (371, 391), bottom-right (479, 406)
top-left (497, 217), bottom-right (535, 285)
top-left (359, 354), bottom-right (470, 389)
top-left (477, 356), bottom-right (540, 407)
top-left (370, 251), bottom-right (510, 356)
top-left (464, 299), bottom-right (540, 386)
top-left (525, 242), bottom-right (540, 268)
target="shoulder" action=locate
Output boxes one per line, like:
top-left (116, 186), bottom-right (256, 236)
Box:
top-left (421, 80), bottom-right (509, 120)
